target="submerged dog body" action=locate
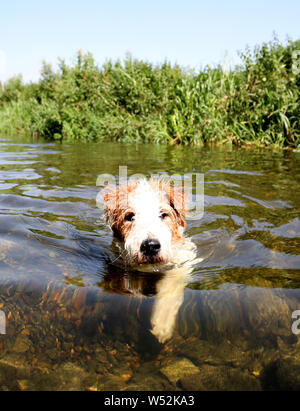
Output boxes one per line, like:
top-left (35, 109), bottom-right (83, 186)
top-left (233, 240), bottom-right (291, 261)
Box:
top-left (104, 178), bottom-right (187, 270)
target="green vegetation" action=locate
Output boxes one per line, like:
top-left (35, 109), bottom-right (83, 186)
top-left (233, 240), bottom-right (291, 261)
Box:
top-left (0, 37), bottom-right (299, 148)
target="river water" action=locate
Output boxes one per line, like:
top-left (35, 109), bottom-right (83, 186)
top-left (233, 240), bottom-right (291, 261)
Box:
top-left (0, 136), bottom-right (299, 390)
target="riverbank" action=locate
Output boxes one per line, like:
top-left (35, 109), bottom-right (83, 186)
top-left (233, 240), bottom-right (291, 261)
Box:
top-left (0, 37), bottom-right (299, 148)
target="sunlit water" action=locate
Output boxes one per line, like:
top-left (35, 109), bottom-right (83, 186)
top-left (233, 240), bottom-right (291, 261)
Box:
top-left (0, 136), bottom-right (299, 390)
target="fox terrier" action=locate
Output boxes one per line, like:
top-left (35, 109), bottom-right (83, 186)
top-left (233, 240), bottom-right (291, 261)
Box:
top-left (103, 178), bottom-right (201, 342)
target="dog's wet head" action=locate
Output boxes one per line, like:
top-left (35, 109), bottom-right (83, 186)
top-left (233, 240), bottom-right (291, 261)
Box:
top-left (104, 179), bottom-right (186, 266)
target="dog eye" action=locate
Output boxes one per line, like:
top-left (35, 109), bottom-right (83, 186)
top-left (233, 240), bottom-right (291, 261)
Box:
top-left (125, 212), bottom-right (135, 222)
top-left (159, 212), bottom-right (168, 220)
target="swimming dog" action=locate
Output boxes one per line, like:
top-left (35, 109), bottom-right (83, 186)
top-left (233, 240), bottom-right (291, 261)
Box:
top-left (103, 178), bottom-right (201, 342)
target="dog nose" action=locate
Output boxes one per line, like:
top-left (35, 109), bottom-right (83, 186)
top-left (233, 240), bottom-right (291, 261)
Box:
top-left (140, 238), bottom-right (161, 256)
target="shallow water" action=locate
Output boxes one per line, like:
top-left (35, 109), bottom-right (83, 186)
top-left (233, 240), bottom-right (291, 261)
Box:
top-left (0, 136), bottom-right (299, 390)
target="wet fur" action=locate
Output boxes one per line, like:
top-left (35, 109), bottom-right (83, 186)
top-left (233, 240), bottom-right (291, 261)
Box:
top-left (104, 179), bottom-right (187, 268)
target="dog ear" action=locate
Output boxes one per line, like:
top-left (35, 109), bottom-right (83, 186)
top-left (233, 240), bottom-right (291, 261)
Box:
top-left (169, 186), bottom-right (187, 228)
top-left (103, 186), bottom-right (119, 224)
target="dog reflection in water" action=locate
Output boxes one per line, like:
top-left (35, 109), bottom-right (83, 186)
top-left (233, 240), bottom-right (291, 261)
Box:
top-left (103, 178), bottom-right (201, 343)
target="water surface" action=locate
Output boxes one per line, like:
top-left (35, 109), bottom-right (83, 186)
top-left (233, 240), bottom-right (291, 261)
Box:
top-left (0, 136), bottom-right (299, 390)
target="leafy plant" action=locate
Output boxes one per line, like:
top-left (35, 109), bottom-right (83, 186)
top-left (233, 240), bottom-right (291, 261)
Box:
top-left (0, 37), bottom-right (299, 148)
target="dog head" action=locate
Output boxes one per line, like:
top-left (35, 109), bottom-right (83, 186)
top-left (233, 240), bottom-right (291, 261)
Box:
top-left (104, 179), bottom-right (187, 266)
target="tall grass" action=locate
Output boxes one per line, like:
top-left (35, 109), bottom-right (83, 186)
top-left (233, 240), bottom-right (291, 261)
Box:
top-left (0, 37), bottom-right (299, 148)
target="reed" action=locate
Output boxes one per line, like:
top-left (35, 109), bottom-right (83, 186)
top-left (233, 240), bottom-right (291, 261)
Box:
top-left (0, 37), bottom-right (299, 148)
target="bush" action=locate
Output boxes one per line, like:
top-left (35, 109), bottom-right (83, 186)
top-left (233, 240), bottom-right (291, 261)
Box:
top-left (0, 37), bottom-right (299, 148)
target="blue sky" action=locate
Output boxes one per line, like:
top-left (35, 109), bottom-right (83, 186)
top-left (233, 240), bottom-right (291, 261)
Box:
top-left (0, 0), bottom-right (299, 83)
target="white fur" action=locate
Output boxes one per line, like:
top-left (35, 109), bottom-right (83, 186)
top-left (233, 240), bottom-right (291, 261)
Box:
top-left (124, 180), bottom-right (174, 268)
top-left (150, 239), bottom-right (203, 342)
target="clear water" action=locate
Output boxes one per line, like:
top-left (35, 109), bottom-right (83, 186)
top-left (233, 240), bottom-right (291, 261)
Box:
top-left (0, 136), bottom-right (299, 390)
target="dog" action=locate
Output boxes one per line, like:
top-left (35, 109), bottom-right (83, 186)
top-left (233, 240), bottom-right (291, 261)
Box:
top-left (103, 178), bottom-right (202, 342)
